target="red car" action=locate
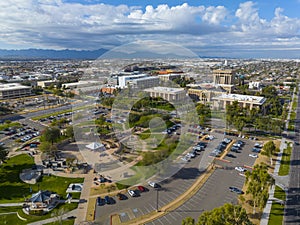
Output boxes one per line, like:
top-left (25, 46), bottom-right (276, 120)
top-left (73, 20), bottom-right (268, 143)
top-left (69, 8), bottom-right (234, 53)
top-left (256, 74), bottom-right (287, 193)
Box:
top-left (137, 186), bottom-right (145, 192)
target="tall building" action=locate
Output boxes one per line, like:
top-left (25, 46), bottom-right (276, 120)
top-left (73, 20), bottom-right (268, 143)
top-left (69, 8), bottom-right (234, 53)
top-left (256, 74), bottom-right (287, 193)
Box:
top-left (213, 69), bottom-right (234, 93)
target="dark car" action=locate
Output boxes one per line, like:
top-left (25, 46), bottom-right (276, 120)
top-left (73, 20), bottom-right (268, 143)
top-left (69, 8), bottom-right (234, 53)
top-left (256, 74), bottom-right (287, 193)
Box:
top-left (229, 186), bottom-right (244, 194)
top-left (226, 153), bottom-right (236, 158)
top-left (104, 196), bottom-right (111, 204)
top-left (116, 193), bottom-right (127, 200)
top-left (97, 197), bottom-right (104, 206)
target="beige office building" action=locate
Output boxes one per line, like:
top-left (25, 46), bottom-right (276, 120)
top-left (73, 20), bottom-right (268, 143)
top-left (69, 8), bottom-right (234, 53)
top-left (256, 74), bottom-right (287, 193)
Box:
top-left (213, 69), bottom-right (235, 93)
top-left (0, 83), bottom-right (32, 99)
top-left (144, 86), bottom-right (186, 102)
top-left (212, 93), bottom-right (266, 110)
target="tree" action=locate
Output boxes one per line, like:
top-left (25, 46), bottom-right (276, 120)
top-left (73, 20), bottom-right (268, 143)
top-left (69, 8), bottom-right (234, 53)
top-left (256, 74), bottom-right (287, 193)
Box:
top-left (182, 217), bottom-right (195, 225)
top-left (0, 145), bottom-right (9, 164)
top-left (263, 141), bottom-right (276, 165)
top-left (245, 163), bottom-right (274, 214)
top-left (195, 203), bottom-right (253, 225)
top-left (65, 126), bottom-right (74, 140)
top-left (41, 126), bottom-right (61, 145)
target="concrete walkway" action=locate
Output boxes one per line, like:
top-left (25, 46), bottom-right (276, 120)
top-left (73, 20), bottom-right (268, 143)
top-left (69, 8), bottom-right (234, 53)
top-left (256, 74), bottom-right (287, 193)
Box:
top-left (27, 209), bottom-right (78, 225)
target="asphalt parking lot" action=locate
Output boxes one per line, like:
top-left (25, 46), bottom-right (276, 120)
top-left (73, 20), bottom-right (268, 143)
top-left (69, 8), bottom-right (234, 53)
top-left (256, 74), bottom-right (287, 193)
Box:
top-left (94, 131), bottom-right (225, 225)
top-left (146, 136), bottom-right (261, 225)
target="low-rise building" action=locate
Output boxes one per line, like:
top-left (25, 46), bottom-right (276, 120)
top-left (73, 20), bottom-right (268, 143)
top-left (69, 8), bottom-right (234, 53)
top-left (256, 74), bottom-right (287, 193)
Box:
top-left (0, 83), bottom-right (32, 99)
top-left (212, 93), bottom-right (266, 110)
top-left (144, 86), bottom-right (186, 102)
top-left (128, 76), bottom-right (160, 89)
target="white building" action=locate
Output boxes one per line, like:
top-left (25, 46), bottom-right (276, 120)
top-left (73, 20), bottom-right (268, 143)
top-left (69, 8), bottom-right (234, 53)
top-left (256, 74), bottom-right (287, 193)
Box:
top-left (62, 80), bottom-right (99, 89)
top-left (144, 86), bottom-right (186, 102)
top-left (118, 74), bottom-right (148, 88)
top-left (0, 83), bottom-right (32, 99)
top-left (212, 93), bottom-right (266, 110)
top-left (248, 81), bottom-right (261, 90)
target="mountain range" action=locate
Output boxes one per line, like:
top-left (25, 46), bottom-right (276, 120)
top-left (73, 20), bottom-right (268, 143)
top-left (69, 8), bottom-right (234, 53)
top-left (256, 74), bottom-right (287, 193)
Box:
top-left (0, 48), bottom-right (108, 60)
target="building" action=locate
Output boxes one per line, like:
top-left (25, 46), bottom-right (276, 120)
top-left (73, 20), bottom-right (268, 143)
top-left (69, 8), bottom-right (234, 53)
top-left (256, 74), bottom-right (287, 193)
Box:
top-left (118, 74), bottom-right (148, 88)
top-left (62, 80), bottom-right (99, 90)
top-left (248, 81), bottom-right (261, 90)
top-left (144, 86), bottom-right (186, 102)
top-left (0, 83), bottom-right (32, 99)
top-left (37, 80), bottom-right (57, 88)
top-left (128, 76), bottom-right (160, 89)
top-left (213, 69), bottom-right (235, 93)
top-left (187, 84), bottom-right (226, 104)
top-left (158, 74), bottom-right (181, 82)
top-left (212, 93), bottom-right (266, 110)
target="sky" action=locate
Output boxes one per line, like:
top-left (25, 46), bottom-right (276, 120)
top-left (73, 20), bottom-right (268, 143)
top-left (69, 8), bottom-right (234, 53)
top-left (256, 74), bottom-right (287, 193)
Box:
top-left (0, 0), bottom-right (300, 58)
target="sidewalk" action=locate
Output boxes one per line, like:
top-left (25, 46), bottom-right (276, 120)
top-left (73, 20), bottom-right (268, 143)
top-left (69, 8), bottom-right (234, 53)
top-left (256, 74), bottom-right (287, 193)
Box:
top-left (27, 209), bottom-right (78, 225)
top-left (260, 138), bottom-right (288, 225)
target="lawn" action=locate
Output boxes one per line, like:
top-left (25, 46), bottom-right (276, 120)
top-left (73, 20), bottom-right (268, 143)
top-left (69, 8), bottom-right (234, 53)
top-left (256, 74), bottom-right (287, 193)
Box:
top-left (278, 143), bottom-right (292, 176)
top-left (0, 203), bottom-right (78, 225)
top-left (0, 154), bottom-right (84, 203)
top-left (268, 186), bottom-right (286, 225)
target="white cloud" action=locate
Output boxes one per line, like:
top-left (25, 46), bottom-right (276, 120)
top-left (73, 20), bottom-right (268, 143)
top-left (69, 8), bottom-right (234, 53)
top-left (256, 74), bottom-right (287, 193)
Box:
top-left (202, 6), bottom-right (228, 25)
top-left (0, 1), bottom-right (299, 57)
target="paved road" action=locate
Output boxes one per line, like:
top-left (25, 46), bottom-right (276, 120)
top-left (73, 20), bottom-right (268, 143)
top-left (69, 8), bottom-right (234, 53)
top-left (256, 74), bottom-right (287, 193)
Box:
top-left (285, 85), bottom-right (300, 224)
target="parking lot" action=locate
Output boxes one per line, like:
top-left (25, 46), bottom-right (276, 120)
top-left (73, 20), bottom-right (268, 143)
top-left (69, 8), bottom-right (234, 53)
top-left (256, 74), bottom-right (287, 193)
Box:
top-left (93, 131), bottom-right (226, 225)
top-left (147, 136), bottom-right (261, 225)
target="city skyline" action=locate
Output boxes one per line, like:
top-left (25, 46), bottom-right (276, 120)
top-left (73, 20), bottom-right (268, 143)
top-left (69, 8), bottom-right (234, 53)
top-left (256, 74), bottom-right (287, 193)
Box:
top-left (0, 0), bottom-right (300, 58)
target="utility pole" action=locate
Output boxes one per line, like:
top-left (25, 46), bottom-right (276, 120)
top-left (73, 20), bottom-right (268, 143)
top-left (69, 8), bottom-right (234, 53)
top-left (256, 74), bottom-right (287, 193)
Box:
top-left (156, 189), bottom-right (160, 212)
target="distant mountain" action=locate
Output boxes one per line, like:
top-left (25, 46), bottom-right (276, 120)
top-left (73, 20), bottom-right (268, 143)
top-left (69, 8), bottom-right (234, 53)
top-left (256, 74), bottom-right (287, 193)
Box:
top-left (0, 48), bottom-right (108, 60)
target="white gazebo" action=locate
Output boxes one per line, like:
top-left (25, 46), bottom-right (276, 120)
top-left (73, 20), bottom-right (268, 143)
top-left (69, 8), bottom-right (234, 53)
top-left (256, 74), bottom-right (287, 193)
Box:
top-left (85, 142), bottom-right (105, 151)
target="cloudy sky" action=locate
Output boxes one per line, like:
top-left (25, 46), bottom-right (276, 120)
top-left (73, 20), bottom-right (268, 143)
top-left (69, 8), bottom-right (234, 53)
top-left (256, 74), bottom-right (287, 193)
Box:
top-left (0, 0), bottom-right (300, 58)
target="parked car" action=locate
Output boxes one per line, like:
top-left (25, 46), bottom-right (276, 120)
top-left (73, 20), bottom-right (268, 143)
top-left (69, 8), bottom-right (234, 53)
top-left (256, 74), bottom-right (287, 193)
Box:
top-left (128, 189), bottom-right (137, 197)
top-left (235, 166), bottom-right (246, 172)
top-left (229, 186), bottom-right (244, 194)
top-left (249, 153), bottom-right (258, 158)
top-left (116, 193), bottom-right (127, 200)
top-left (137, 186), bottom-right (146, 192)
top-left (148, 181), bottom-right (158, 188)
top-left (226, 153), bottom-right (236, 158)
top-left (97, 197), bottom-right (104, 206)
top-left (252, 148), bottom-right (261, 153)
top-left (104, 195), bottom-right (111, 204)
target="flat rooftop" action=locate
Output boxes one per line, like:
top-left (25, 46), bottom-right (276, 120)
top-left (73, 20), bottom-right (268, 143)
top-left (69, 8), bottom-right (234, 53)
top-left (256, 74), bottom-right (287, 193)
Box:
top-left (144, 86), bottom-right (185, 94)
top-left (0, 83), bottom-right (31, 91)
top-left (214, 93), bottom-right (266, 105)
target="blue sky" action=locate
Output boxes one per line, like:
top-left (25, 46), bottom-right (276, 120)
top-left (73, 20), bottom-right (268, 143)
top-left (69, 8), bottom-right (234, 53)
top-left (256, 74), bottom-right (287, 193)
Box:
top-left (0, 0), bottom-right (300, 58)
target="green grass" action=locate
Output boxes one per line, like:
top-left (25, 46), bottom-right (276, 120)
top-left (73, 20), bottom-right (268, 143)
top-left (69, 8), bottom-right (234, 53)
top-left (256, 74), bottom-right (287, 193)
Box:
top-left (278, 144), bottom-right (292, 176)
top-left (0, 122), bottom-right (22, 131)
top-left (268, 186), bottom-right (286, 225)
top-left (0, 154), bottom-right (84, 203)
top-left (0, 203), bottom-right (78, 225)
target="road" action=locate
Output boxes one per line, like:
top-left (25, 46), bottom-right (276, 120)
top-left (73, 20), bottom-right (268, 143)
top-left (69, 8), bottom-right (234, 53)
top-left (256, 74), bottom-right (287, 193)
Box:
top-left (284, 85), bottom-right (300, 224)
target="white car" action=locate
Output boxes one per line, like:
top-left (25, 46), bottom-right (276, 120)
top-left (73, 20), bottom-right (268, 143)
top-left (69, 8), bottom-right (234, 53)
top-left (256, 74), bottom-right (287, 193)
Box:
top-left (148, 181), bottom-right (158, 188)
top-left (128, 189), bottom-right (137, 197)
top-left (235, 166), bottom-right (246, 172)
top-left (249, 153), bottom-right (258, 158)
